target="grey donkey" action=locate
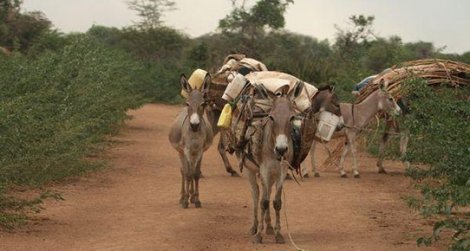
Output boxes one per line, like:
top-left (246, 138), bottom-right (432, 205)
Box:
top-left (237, 83), bottom-right (304, 244)
top-left (305, 83), bottom-right (402, 178)
top-left (168, 73), bottom-right (214, 208)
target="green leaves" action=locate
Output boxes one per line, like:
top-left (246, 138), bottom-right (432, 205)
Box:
top-left (402, 79), bottom-right (470, 249)
top-left (0, 35), bottom-right (148, 228)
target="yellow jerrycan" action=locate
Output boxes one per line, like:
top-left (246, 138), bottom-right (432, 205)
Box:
top-left (217, 103), bottom-right (232, 129)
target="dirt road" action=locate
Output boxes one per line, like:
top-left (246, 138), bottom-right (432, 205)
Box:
top-left (0, 104), bottom-right (439, 251)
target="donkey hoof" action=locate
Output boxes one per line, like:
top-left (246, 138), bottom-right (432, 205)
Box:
top-left (250, 225), bottom-right (258, 235)
top-left (341, 174), bottom-right (348, 178)
top-left (354, 174), bottom-right (361, 178)
top-left (249, 226), bottom-right (257, 235)
top-left (314, 172), bottom-right (321, 177)
top-left (378, 169), bottom-right (387, 174)
top-left (194, 201), bottom-right (202, 208)
top-left (181, 201), bottom-right (189, 209)
top-left (303, 173), bottom-right (309, 178)
top-left (275, 233), bottom-right (285, 244)
top-left (253, 234), bottom-right (263, 244)
top-left (230, 171), bottom-right (240, 177)
top-left (266, 226), bottom-right (275, 235)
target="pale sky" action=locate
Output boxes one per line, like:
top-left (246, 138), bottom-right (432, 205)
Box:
top-left (22, 0), bottom-right (470, 54)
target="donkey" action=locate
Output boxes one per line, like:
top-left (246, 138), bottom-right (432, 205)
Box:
top-left (306, 83), bottom-right (401, 178)
top-left (376, 98), bottom-right (410, 173)
top-left (235, 82), bottom-right (305, 244)
top-left (168, 74), bottom-right (213, 208)
top-left (201, 67), bottom-right (260, 177)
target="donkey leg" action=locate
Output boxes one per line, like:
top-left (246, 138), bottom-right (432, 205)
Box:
top-left (178, 153), bottom-right (189, 207)
top-left (349, 134), bottom-right (360, 178)
top-left (377, 121), bottom-right (392, 174)
top-left (311, 141), bottom-right (320, 177)
top-left (247, 170), bottom-right (259, 236)
top-left (218, 135), bottom-right (239, 177)
top-left (179, 169), bottom-right (185, 205)
top-left (253, 167), bottom-right (272, 244)
top-left (273, 182), bottom-right (285, 244)
top-left (189, 179), bottom-right (195, 203)
top-left (254, 181), bottom-right (266, 243)
top-left (400, 131), bottom-right (410, 169)
top-left (339, 142), bottom-right (350, 178)
top-left (301, 141), bottom-right (315, 178)
top-left (182, 174), bottom-right (192, 208)
top-left (193, 160), bottom-right (202, 208)
top-left (264, 177), bottom-right (275, 236)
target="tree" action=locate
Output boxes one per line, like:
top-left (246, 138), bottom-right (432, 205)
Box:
top-left (126, 0), bottom-right (175, 30)
top-left (219, 0), bottom-right (293, 35)
top-left (218, 0), bottom-right (293, 57)
top-left (0, 0), bottom-right (52, 52)
top-left (334, 15), bottom-right (375, 58)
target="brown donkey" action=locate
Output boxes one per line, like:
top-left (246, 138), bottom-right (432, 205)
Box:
top-left (306, 83), bottom-right (401, 178)
top-left (168, 74), bottom-right (213, 208)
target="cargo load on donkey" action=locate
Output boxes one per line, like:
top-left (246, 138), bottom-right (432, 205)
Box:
top-left (216, 70), bottom-right (343, 174)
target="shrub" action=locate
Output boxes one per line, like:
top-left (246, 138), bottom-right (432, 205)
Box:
top-left (0, 36), bottom-right (147, 227)
top-left (402, 79), bottom-right (469, 250)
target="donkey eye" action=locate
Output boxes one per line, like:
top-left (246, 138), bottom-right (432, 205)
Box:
top-left (290, 115), bottom-right (296, 122)
top-left (268, 115), bottom-right (274, 121)
top-left (185, 102), bottom-right (190, 106)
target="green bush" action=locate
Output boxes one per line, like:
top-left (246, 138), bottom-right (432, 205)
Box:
top-left (0, 36), bottom-right (147, 227)
top-left (402, 79), bottom-right (469, 250)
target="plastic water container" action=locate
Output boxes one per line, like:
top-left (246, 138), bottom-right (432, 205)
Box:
top-left (315, 111), bottom-right (341, 141)
top-left (217, 103), bottom-right (233, 129)
top-left (222, 73), bottom-right (249, 101)
top-left (180, 69), bottom-right (207, 98)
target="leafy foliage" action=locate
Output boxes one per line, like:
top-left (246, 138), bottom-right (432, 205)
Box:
top-left (402, 79), bottom-right (470, 250)
top-left (0, 36), bottom-right (148, 227)
top-left (0, 0), bottom-right (52, 52)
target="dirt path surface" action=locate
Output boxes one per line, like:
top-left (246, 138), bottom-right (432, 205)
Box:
top-left (1, 104), bottom-right (439, 251)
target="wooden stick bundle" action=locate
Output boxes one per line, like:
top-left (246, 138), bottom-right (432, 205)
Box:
top-left (356, 59), bottom-right (470, 102)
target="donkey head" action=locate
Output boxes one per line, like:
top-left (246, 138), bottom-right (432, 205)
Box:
top-left (311, 85), bottom-right (341, 115)
top-left (180, 73), bottom-right (211, 132)
top-left (259, 82), bottom-right (304, 159)
top-left (377, 81), bottom-right (401, 116)
top-left (311, 85), bottom-right (343, 126)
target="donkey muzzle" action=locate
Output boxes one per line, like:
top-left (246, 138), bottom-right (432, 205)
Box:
top-left (190, 122), bottom-right (200, 132)
top-left (275, 146), bottom-right (288, 159)
top-left (189, 113), bottom-right (200, 132)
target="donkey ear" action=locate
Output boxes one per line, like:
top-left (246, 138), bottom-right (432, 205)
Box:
top-left (289, 81), bottom-right (304, 100)
top-left (180, 74), bottom-right (192, 93)
top-left (275, 85), bottom-right (290, 97)
top-left (201, 73), bottom-right (211, 95)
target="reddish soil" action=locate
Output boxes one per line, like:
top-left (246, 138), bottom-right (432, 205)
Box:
top-left (0, 104), bottom-right (441, 251)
